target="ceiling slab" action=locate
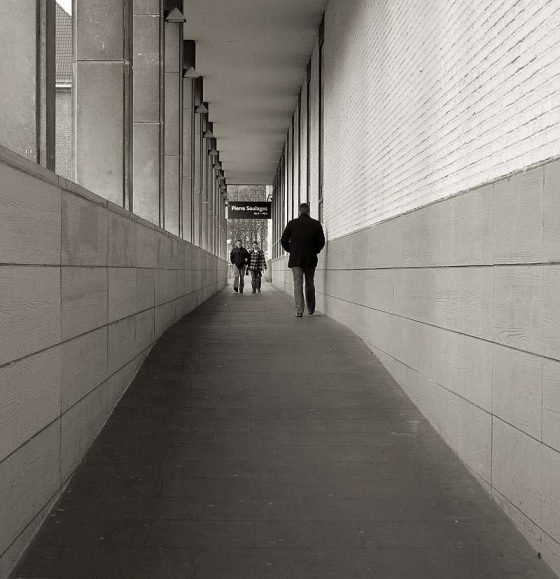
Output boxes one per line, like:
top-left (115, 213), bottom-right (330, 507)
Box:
top-left (184, 0), bottom-right (327, 184)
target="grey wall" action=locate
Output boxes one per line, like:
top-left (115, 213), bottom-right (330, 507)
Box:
top-left (0, 146), bottom-right (228, 577)
top-left (0, 0), bottom-right (38, 161)
top-left (273, 158), bottom-right (560, 578)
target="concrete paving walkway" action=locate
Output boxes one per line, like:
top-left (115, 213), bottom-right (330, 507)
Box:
top-left (12, 282), bottom-right (556, 578)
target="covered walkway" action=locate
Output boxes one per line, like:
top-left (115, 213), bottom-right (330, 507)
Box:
top-left (11, 283), bottom-right (554, 579)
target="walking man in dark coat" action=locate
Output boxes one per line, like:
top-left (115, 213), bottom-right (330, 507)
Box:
top-left (230, 239), bottom-right (250, 293)
top-left (280, 203), bottom-right (325, 317)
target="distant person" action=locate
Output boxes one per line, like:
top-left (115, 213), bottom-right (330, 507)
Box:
top-left (230, 239), bottom-right (250, 293)
top-left (247, 241), bottom-right (267, 293)
top-left (280, 203), bottom-right (325, 317)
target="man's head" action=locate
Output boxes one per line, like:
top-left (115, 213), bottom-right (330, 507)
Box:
top-left (236, 239), bottom-right (243, 248)
top-left (252, 241), bottom-right (259, 250)
top-left (298, 203), bottom-right (310, 216)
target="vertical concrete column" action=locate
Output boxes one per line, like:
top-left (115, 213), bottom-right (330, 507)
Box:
top-left (132, 1), bottom-right (161, 224)
top-left (164, 18), bottom-right (182, 236)
top-left (205, 149), bottom-right (213, 251)
top-left (75, 0), bottom-right (132, 205)
top-left (193, 80), bottom-right (202, 247)
top-left (266, 184), bottom-right (273, 258)
top-left (0, 1), bottom-right (38, 160)
top-left (182, 78), bottom-right (194, 242)
top-left (201, 122), bottom-right (208, 250)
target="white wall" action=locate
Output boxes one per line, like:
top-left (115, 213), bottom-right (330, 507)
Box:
top-left (272, 0), bottom-right (560, 575)
top-left (322, 0), bottom-right (560, 239)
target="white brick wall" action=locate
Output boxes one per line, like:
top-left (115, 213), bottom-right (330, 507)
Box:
top-left (308, 42), bottom-right (320, 221)
top-left (322, 0), bottom-right (560, 239)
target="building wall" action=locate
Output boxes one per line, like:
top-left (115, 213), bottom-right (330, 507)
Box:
top-left (0, 146), bottom-right (228, 577)
top-left (273, 158), bottom-right (560, 577)
top-left (272, 0), bottom-right (560, 575)
top-left (323, 0), bottom-right (560, 239)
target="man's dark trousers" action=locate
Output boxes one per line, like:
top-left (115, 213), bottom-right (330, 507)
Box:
top-left (250, 270), bottom-right (262, 292)
top-left (292, 266), bottom-right (315, 315)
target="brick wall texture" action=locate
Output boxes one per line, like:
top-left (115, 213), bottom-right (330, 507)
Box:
top-left (322, 0), bottom-right (560, 238)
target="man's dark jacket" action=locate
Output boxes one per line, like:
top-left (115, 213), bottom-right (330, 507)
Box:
top-left (280, 214), bottom-right (325, 268)
top-left (230, 246), bottom-right (250, 268)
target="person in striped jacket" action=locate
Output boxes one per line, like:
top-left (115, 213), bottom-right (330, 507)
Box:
top-left (246, 241), bottom-right (267, 293)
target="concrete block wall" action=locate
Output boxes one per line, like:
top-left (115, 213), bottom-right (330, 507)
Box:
top-left (273, 158), bottom-right (560, 577)
top-left (0, 146), bottom-right (228, 577)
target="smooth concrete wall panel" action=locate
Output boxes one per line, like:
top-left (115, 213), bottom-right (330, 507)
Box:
top-left (155, 301), bottom-right (176, 339)
top-left (0, 349), bottom-right (61, 462)
top-left (136, 268), bottom-right (156, 311)
top-left (108, 315), bottom-right (138, 375)
top-left (494, 167), bottom-right (544, 264)
top-left (0, 266), bottom-right (61, 366)
top-left (155, 269), bottom-right (177, 305)
top-left (493, 265), bottom-right (543, 354)
top-left (61, 328), bottom-right (108, 412)
top-left (543, 265), bottom-right (560, 360)
top-left (0, 492), bottom-right (60, 579)
top-left (108, 267), bottom-right (138, 322)
top-left (492, 488), bottom-right (543, 554)
top-left (439, 330), bottom-right (493, 412)
top-left (492, 418), bottom-right (542, 526)
top-left (0, 1), bottom-right (37, 161)
top-left (544, 160), bottom-right (560, 262)
top-left (493, 345), bottom-right (543, 439)
top-left (392, 184), bottom-right (494, 268)
top-left (0, 422), bottom-right (60, 557)
top-left (136, 308), bottom-right (155, 353)
top-left (543, 535), bottom-right (560, 579)
top-left (394, 267), bottom-right (493, 339)
top-left (156, 230), bottom-right (168, 268)
top-left (77, 0), bottom-right (124, 61)
top-left (61, 267), bottom-right (108, 341)
top-left (543, 360), bottom-right (560, 452)
top-left (136, 222), bottom-right (156, 268)
top-left (0, 164), bottom-right (61, 265)
top-left (448, 184), bottom-right (494, 266)
top-left (109, 210), bottom-right (138, 267)
top-left (543, 446), bottom-right (560, 541)
top-left (444, 392), bottom-right (492, 484)
top-left (61, 384), bottom-right (108, 481)
top-left (108, 352), bottom-right (146, 410)
top-left (133, 123), bottom-right (161, 225)
top-left (76, 62), bottom-right (124, 204)
top-left (61, 191), bottom-right (108, 266)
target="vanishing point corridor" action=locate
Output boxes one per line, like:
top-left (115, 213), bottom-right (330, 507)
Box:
top-left (11, 284), bottom-right (555, 578)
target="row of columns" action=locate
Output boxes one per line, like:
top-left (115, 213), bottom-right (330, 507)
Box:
top-left (271, 19), bottom-right (324, 259)
top-left (0, 0), bottom-right (227, 259)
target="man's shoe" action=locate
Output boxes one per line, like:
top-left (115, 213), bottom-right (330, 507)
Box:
top-left (234, 287), bottom-right (238, 293)
top-left (308, 310), bottom-right (314, 315)
top-left (240, 289), bottom-right (243, 294)
top-left (252, 290), bottom-right (256, 294)
top-left (258, 289), bottom-right (261, 293)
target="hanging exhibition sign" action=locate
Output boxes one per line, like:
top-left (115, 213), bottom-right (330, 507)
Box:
top-left (227, 201), bottom-right (271, 219)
